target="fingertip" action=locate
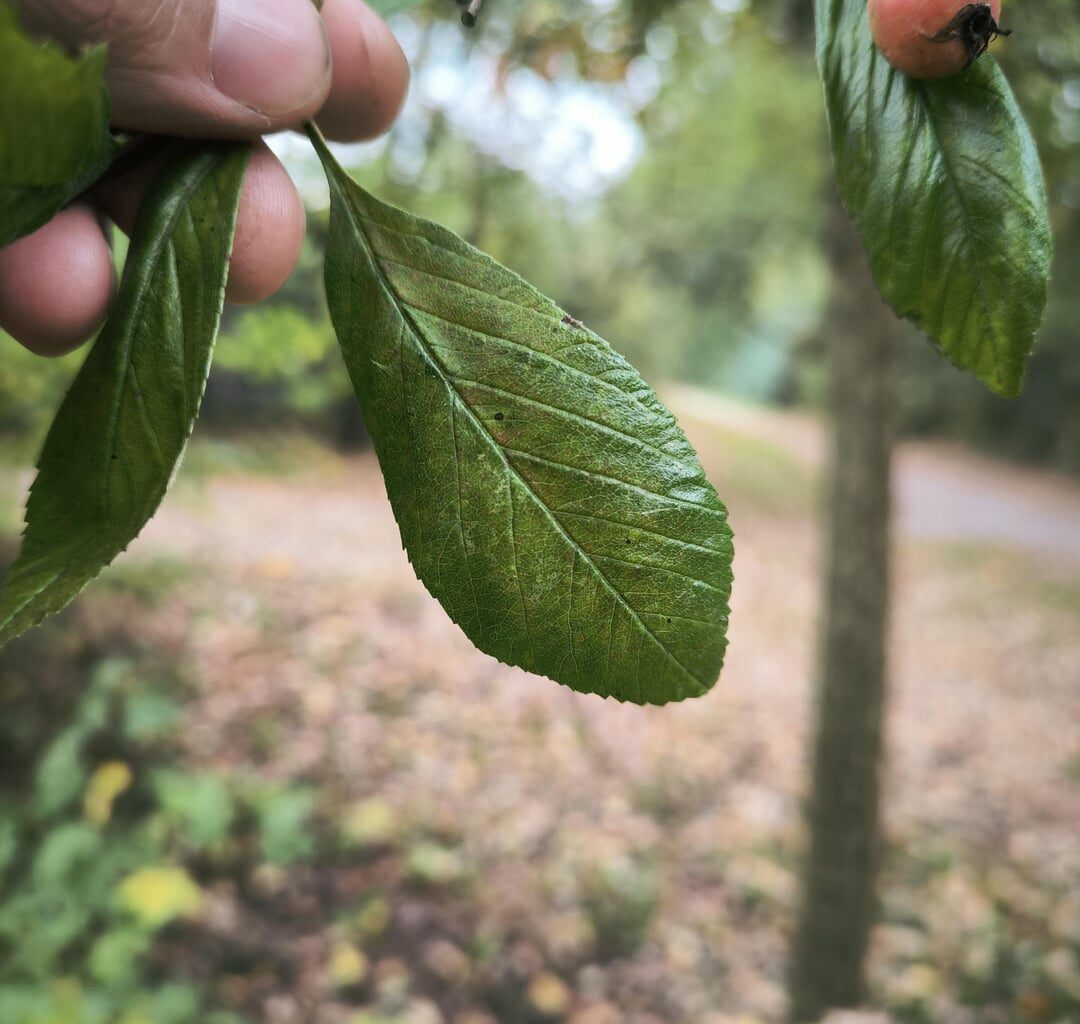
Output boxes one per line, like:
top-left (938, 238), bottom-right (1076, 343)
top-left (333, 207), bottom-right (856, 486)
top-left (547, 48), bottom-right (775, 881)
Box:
top-left (225, 143), bottom-right (307, 304)
top-left (317, 0), bottom-right (410, 143)
top-left (0, 205), bottom-right (114, 357)
top-left (95, 142), bottom-right (305, 307)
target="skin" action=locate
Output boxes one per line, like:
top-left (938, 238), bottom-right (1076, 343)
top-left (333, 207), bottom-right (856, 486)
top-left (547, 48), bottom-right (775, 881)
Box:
top-left (0, 0), bottom-right (410, 356)
top-left (868, 0), bottom-right (1003, 80)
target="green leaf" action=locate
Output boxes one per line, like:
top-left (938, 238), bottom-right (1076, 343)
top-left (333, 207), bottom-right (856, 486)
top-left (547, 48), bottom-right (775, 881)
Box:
top-left (310, 129), bottom-right (732, 705)
top-left (123, 689), bottom-right (182, 741)
top-left (137, 983), bottom-right (202, 1024)
top-left (153, 770), bottom-right (234, 849)
top-left (816, 0), bottom-right (1052, 397)
top-left (0, 816), bottom-right (17, 882)
top-left (34, 725), bottom-right (88, 818)
top-left (0, 888), bottom-right (93, 977)
top-left (251, 785), bottom-right (315, 866)
top-left (0, 0), bottom-right (115, 246)
top-left (88, 927), bottom-right (151, 987)
top-left (32, 822), bottom-right (102, 886)
top-left (0, 143), bottom-right (248, 648)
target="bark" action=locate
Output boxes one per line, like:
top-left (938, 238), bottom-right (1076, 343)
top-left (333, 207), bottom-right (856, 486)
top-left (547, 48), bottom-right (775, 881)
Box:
top-left (788, 192), bottom-right (898, 1022)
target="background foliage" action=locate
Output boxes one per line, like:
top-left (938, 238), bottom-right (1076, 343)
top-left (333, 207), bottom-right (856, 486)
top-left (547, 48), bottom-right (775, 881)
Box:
top-left (4, 0), bottom-right (1080, 470)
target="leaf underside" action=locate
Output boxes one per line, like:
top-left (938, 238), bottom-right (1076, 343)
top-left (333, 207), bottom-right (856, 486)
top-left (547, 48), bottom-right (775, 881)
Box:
top-left (816, 0), bottom-right (1052, 397)
top-left (0, 1), bottom-right (115, 246)
top-left (311, 130), bottom-right (732, 705)
top-left (0, 143), bottom-right (248, 649)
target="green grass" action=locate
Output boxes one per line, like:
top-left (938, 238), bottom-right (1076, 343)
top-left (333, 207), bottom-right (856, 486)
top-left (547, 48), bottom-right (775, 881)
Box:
top-left (921, 540), bottom-right (1080, 634)
top-left (0, 432), bottom-right (40, 469)
top-left (96, 557), bottom-right (199, 606)
top-left (178, 433), bottom-right (348, 481)
top-left (1, 429), bottom-right (348, 481)
top-left (678, 413), bottom-right (819, 518)
top-left (1032, 575), bottom-right (1080, 617)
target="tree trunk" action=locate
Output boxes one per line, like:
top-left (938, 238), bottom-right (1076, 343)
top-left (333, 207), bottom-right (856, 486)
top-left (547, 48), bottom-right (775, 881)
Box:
top-left (788, 192), bottom-right (898, 1022)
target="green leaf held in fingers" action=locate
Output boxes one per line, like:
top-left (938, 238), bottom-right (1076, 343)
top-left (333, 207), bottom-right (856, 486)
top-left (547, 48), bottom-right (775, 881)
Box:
top-left (816, 0), bottom-right (1052, 397)
top-left (310, 127), bottom-right (732, 705)
top-left (0, 142), bottom-right (249, 649)
top-left (0, 0), bottom-right (115, 246)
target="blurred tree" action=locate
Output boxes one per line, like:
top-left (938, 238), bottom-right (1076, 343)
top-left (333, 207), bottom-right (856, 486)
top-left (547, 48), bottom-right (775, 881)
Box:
top-left (779, 1), bottom-right (1078, 1017)
top-left (788, 191), bottom-right (897, 1021)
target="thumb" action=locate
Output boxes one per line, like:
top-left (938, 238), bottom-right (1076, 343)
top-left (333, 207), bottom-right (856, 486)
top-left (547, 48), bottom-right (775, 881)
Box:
top-left (17, 0), bottom-right (332, 136)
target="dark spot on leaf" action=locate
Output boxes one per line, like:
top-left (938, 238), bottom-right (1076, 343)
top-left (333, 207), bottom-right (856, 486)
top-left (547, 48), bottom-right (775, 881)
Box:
top-left (494, 412), bottom-right (505, 422)
top-left (626, 538), bottom-right (632, 545)
top-left (666, 618), bottom-right (672, 624)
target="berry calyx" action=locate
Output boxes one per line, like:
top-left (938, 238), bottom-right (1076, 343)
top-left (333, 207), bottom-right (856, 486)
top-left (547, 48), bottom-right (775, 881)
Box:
top-left (868, 0), bottom-right (1011, 80)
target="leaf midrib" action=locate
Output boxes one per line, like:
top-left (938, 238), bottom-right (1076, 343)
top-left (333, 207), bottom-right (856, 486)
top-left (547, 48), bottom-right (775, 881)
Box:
top-left (370, 246), bottom-right (661, 423)
top-left (332, 176), bottom-right (713, 695)
top-left (915, 82), bottom-right (1005, 390)
top-left (98, 156), bottom-right (217, 519)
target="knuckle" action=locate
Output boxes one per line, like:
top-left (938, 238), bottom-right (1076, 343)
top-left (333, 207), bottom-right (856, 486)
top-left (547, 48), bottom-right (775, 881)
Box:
top-left (15, 0), bottom-right (119, 44)
top-left (17, 0), bottom-right (197, 61)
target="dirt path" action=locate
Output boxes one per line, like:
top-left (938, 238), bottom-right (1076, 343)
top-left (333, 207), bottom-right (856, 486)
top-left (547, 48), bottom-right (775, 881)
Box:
top-left (669, 385), bottom-right (1080, 557)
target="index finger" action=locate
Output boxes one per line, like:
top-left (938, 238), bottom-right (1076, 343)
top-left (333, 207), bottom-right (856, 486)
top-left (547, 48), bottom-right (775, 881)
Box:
top-left (315, 0), bottom-right (410, 143)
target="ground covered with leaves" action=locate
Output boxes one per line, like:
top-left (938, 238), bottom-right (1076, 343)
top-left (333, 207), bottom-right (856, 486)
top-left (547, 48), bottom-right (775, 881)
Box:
top-left (0, 401), bottom-right (1078, 1024)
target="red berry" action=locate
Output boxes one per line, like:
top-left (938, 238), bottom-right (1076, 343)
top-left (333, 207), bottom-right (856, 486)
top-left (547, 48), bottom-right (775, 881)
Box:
top-left (868, 0), bottom-right (1010, 80)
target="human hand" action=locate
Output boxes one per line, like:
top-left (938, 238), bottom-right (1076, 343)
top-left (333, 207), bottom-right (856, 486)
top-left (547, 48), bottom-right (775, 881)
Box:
top-left (0, 0), bottom-right (409, 355)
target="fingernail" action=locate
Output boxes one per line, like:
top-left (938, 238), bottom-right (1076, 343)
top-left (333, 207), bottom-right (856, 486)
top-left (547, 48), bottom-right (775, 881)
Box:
top-left (212, 0), bottom-right (330, 116)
